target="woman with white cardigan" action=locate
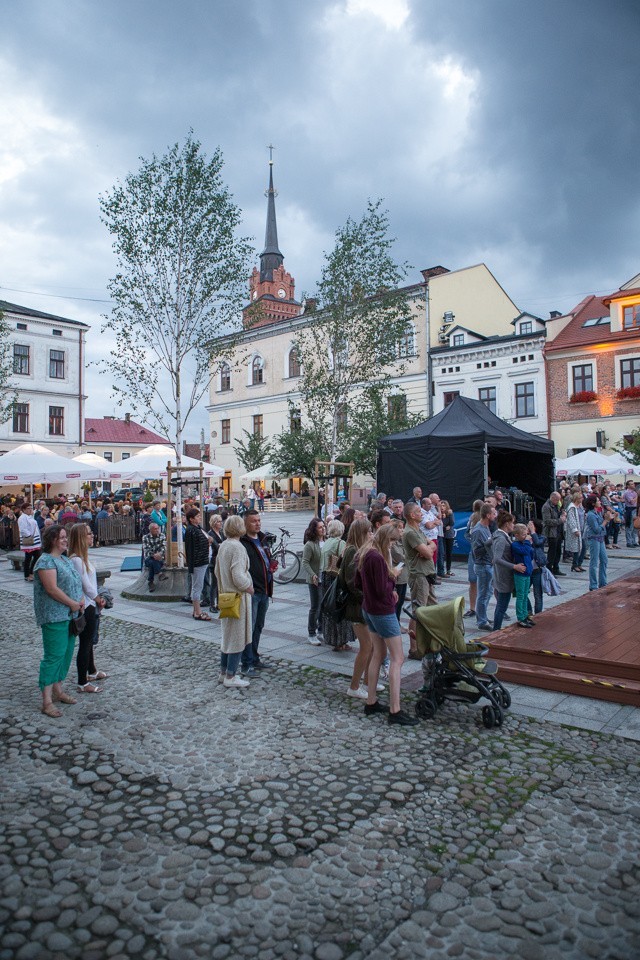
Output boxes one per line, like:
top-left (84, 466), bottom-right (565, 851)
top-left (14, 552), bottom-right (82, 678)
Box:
top-left (18, 504), bottom-right (42, 581)
top-left (215, 515), bottom-right (254, 689)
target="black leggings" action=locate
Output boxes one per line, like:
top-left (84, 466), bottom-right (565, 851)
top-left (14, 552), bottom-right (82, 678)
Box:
top-left (23, 550), bottom-right (40, 579)
top-left (444, 538), bottom-right (454, 573)
top-left (395, 582), bottom-right (408, 622)
top-left (76, 605), bottom-right (97, 685)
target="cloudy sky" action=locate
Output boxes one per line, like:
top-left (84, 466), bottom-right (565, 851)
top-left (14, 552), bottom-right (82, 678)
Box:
top-left (2, 0), bottom-right (639, 440)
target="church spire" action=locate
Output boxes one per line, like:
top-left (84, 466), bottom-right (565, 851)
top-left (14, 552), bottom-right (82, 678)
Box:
top-left (259, 145), bottom-right (284, 282)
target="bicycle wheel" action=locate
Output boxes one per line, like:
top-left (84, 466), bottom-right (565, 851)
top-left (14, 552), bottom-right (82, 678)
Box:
top-left (273, 550), bottom-right (301, 584)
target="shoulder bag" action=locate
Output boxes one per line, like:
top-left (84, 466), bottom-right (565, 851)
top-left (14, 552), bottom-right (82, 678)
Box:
top-left (218, 592), bottom-right (241, 619)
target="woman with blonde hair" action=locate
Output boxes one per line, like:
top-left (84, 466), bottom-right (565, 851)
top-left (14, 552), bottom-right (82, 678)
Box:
top-left (321, 519), bottom-right (353, 651)
top-left (339, 518), bottom-right (382, 698)
top-left (68, 523), bottom-right (106, 692)
top-left (215, 515), bottom-right (254, 688)
top-left (355, 524), bottom-right (418, 726)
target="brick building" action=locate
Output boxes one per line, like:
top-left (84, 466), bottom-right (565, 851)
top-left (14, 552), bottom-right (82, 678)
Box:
top-left (544, 274), bottom-right (640, 457)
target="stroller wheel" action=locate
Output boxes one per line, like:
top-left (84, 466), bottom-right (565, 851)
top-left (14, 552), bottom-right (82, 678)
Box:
top-left (498, 689), bottom-right (512, 709)
top-left (482, 704), bottom-right (504, 728)
top-left (416, 698), bottom-right (436, 720)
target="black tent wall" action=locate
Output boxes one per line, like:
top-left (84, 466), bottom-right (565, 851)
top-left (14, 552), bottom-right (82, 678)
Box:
top-left (376, 396), bottom-right (555, 513)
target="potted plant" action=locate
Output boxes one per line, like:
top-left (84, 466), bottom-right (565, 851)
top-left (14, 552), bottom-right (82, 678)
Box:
top-left (569, 390), bottom-right (598, 404)
top-left (616, 386), bottom-right (640, 400)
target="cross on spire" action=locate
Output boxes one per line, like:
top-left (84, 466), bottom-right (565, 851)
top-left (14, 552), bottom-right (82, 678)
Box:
top-left (267, 143), bottom-right (275, 164)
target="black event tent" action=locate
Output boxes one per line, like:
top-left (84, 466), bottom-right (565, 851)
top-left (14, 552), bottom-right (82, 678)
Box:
top-left (377, 396), bottom-right (555, 512)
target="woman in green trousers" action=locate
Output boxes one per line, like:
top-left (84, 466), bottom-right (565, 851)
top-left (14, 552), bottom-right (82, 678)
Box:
top-left (33, 524), bottom-right (85, 718)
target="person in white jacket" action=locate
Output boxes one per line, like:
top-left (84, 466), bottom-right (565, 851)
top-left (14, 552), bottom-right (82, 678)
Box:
top-left (18, 504), bottom-right (41, 581)
top-left (67, 524), bottom-right (106, 693)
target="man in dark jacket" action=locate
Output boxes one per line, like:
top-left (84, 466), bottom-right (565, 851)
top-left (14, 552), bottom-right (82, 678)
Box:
top-left (241, 510), bottom-right (274, 676)
top-left (542, 492), bottom-right (566, 576)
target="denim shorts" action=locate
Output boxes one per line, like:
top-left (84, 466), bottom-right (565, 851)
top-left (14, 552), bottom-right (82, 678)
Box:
top-left (467, 551), bottom-right (477, 583)
top-left (362, 609), bottom-right (401, 639)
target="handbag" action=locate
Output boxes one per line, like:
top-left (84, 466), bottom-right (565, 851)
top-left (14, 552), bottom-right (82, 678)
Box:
top-left (21, 535), bottom-right (35, 546)
top-left (634, 515), bottom-right (640, 530)
top-left (320, 576), bottom-right (349, 623)
top-left (218, 592), bottom-right (241, 619)
top-left (541, 566), bottom-right (562, 597)
top-left (70, 612), bottom-right (87, 636)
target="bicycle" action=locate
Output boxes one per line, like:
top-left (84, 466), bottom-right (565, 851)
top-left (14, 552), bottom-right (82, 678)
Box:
top-left (264, 527), bottom-right (301, 584)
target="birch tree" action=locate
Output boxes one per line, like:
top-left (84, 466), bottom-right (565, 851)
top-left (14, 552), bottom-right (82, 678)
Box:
top-left (99, 133), bottom-right (253, 561)
top-left (291, 200), bottom-right (415, 494)
top-left (0, 310), bottom-right (17, 424)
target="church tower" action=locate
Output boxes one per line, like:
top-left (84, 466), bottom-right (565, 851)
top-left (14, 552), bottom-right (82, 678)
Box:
top-left (243, 151), bottom-right (301, 329)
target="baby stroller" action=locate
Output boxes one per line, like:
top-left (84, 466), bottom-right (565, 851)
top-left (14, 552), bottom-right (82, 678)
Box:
top-left (406, 596), bottom-right (511, 729)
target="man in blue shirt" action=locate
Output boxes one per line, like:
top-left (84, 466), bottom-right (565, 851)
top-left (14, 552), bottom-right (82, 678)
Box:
top-left (240, 511), bottom-right (274, 676)
top-left (470, 503), bottom-right (497, 631)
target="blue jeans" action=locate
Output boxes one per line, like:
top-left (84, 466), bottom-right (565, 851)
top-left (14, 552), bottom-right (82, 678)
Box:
top-left (530, 569), bottom-right (543, 614)
top-left (588, 539), bottom-right (608, 590)
top-left (624, 507), bottom-right (638, 546)
top-left (221, 651), bottom-right (242, 676)
top-left (144, 557), bottom-right (163, 582)
top-left (242, 592), bottom-right (269, 668)
top-left (493, 590), bottom-right (512, 631)
top-left (474, 564), bottom-right (494, 626)
top-left (436, 537), bottom-right (446, 577)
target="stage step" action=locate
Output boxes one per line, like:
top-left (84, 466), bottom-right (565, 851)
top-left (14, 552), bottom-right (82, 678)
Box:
top-left (492, 658), bottom-right (640, 706)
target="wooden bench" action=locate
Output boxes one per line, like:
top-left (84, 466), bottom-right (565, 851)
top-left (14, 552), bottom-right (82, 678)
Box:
top-left (6, 550), bottom-right (111, 586)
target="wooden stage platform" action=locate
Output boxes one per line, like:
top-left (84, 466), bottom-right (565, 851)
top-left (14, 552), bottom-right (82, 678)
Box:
top-left (484, 570), bottom-right (640, 706)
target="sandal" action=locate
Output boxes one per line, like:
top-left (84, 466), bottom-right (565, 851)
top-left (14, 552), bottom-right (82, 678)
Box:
top-left (53, 692), bottom-right (77, 704)
top-left (77, 682), bottom-right (102, 693)
top-left (41, 703), bottom-right (62, 718)
top-left (192, 613), bottom-right (212, 621)
top-left (88, 671), bottom-right (108, 680)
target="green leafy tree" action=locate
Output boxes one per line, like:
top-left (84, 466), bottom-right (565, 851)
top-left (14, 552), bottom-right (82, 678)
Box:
top-left (340, 387), bottom-right (423, 478)
top-left (233, 429), bottom-right (273, 473)
top-left (0, 310), bottom-right (17, 424)
top-left (293, 200), bottom-right (415, 473)
top-left (616, 429), bottom-right (640, 466)
top-left (99, 132), bottom-right (253, 561)
top-left (271, 406), bottom-right (329, 480)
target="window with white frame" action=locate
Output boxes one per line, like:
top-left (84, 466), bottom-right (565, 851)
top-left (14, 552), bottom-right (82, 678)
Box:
top-left (515, 382), bottom-right (535, 418)
top-left (220, 362), bottom-right (231, 391)
top-left (623, 304), bottom-right (640, 330)
top-left (49, 349), bottom-right (65, 379)
top-left (620, 357), bottom-right (640, 388)
top-left (48, 406), bottom-right (64, 436)
top-left (572, 363), bottom-right (594, 394)
top-left (396, 322), bottom-right (415, 358)
top-left (251, 355), bottom-right (264, 385)
top-left (12, 403), bottom-right (29, 433)
top-left (288, 347), bottom-right (301, 378)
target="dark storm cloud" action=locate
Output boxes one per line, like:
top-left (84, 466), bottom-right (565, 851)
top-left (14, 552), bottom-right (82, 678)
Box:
top-left (406, 0), bottom-right (640, 304)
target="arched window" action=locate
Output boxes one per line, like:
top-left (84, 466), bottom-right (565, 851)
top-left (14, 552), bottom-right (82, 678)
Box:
top-left (397, 322), bottom-right (416, 359)
top-left (252, 355), bottom-right (264, 385)
top-left (220, 362), bottom-right (231, 391)
top-left (288, 347), bottom-right (301, 378)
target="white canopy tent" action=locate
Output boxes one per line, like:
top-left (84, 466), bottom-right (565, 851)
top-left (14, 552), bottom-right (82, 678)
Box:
top-left (239, 462), bottom-right (280, 482)
top-left (117, 444), bottom-right (224, 482)
top-left (72, 452), bottom-right (123, 480)
top-left (0, 443), bottom-right (99, 484)
top-left (555, 449), bottom-right (627, 477)
top-left (602, 453), bottom-right (640, 476)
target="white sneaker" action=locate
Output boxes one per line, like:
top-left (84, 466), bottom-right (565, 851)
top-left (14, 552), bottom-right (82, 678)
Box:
top-left (307, 635), bottom-right (322, 645)
top-left (223, 675), bottom-right (250, 688)
top-left (362, 682), bottom-right (385, 693)
top-left (346, 686), bottom-right (368, 699)
top-left (218, 673), bottom-right (225, 684)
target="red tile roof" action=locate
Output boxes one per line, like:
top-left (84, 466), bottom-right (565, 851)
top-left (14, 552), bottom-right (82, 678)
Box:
top-left (84, 417), bottom-right (170, 444)
top-left (604, 287), bottom-right (640, 303)
top-left (545, 293), bottom-right (640, 352)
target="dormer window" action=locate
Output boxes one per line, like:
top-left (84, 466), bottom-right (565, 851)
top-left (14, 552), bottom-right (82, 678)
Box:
top-left (623, 305), bottom-right (640, 330)
top-left (452, 334), bottom-right (464, 346)
top-left (519, 321), bottom-right (533, 335)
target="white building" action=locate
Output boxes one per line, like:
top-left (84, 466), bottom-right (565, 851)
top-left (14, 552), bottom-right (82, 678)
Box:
top-left (430, 312), bottom-right (549, 436)
top-left (0, 300), bottom-right (89, 455)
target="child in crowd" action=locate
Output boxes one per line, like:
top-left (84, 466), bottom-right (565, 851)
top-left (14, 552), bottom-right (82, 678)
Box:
top-left (511, 523), bottom-right (535, 628)
top-left (528, 518), bottom-right (546, 616)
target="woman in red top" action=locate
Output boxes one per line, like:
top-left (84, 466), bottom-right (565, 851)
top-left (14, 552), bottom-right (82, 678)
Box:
top-left (355, 525), bottom-right (419, 727)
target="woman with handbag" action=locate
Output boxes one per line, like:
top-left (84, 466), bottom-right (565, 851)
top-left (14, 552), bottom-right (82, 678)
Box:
top-left (355, 524), bottom-right (419, 726)
top-left (340, 518), bottom-right (382, 699)
top-left (215, 515), bottom-right (254, 689)
top-left (68, 524), bottom-right (107, 693)
top-left (321, 519), bottom-right (353, 651)
top-left (33, 524), bottom-right (84, 718)
top-left (18, 503), bottom-right (41, 581)
top-left (185, 508), bottom-right (213, 621)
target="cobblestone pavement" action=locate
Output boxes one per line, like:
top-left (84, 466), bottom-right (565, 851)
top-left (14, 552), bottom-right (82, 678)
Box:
top-left (1, 591), bottom-right (639, 960)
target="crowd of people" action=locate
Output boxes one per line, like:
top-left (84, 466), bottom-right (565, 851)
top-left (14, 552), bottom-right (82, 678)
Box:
top-left (15, 474), bottom-right (638, 724)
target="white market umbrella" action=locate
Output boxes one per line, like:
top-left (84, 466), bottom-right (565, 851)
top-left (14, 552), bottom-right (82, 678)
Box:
top-left (602, 453), bottom-right (640, 476)
top-left (117, 444), bottom-right (224, 482)
top-left (0, 443), bottom-right (99, 484)
top-left (239, 462), bottom-right (280, 482)
top-left (555, 449), bottom-right (623, 477)
top-left (72, 452), bottom-right (124, 480)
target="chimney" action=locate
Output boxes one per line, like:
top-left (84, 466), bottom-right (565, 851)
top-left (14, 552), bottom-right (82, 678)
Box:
top-left (421, 266), bottom-right (450, 282)
top-left (125, 412), bottom-right (131, 424)
top-left (549, 310), bottom-right (562, 319)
